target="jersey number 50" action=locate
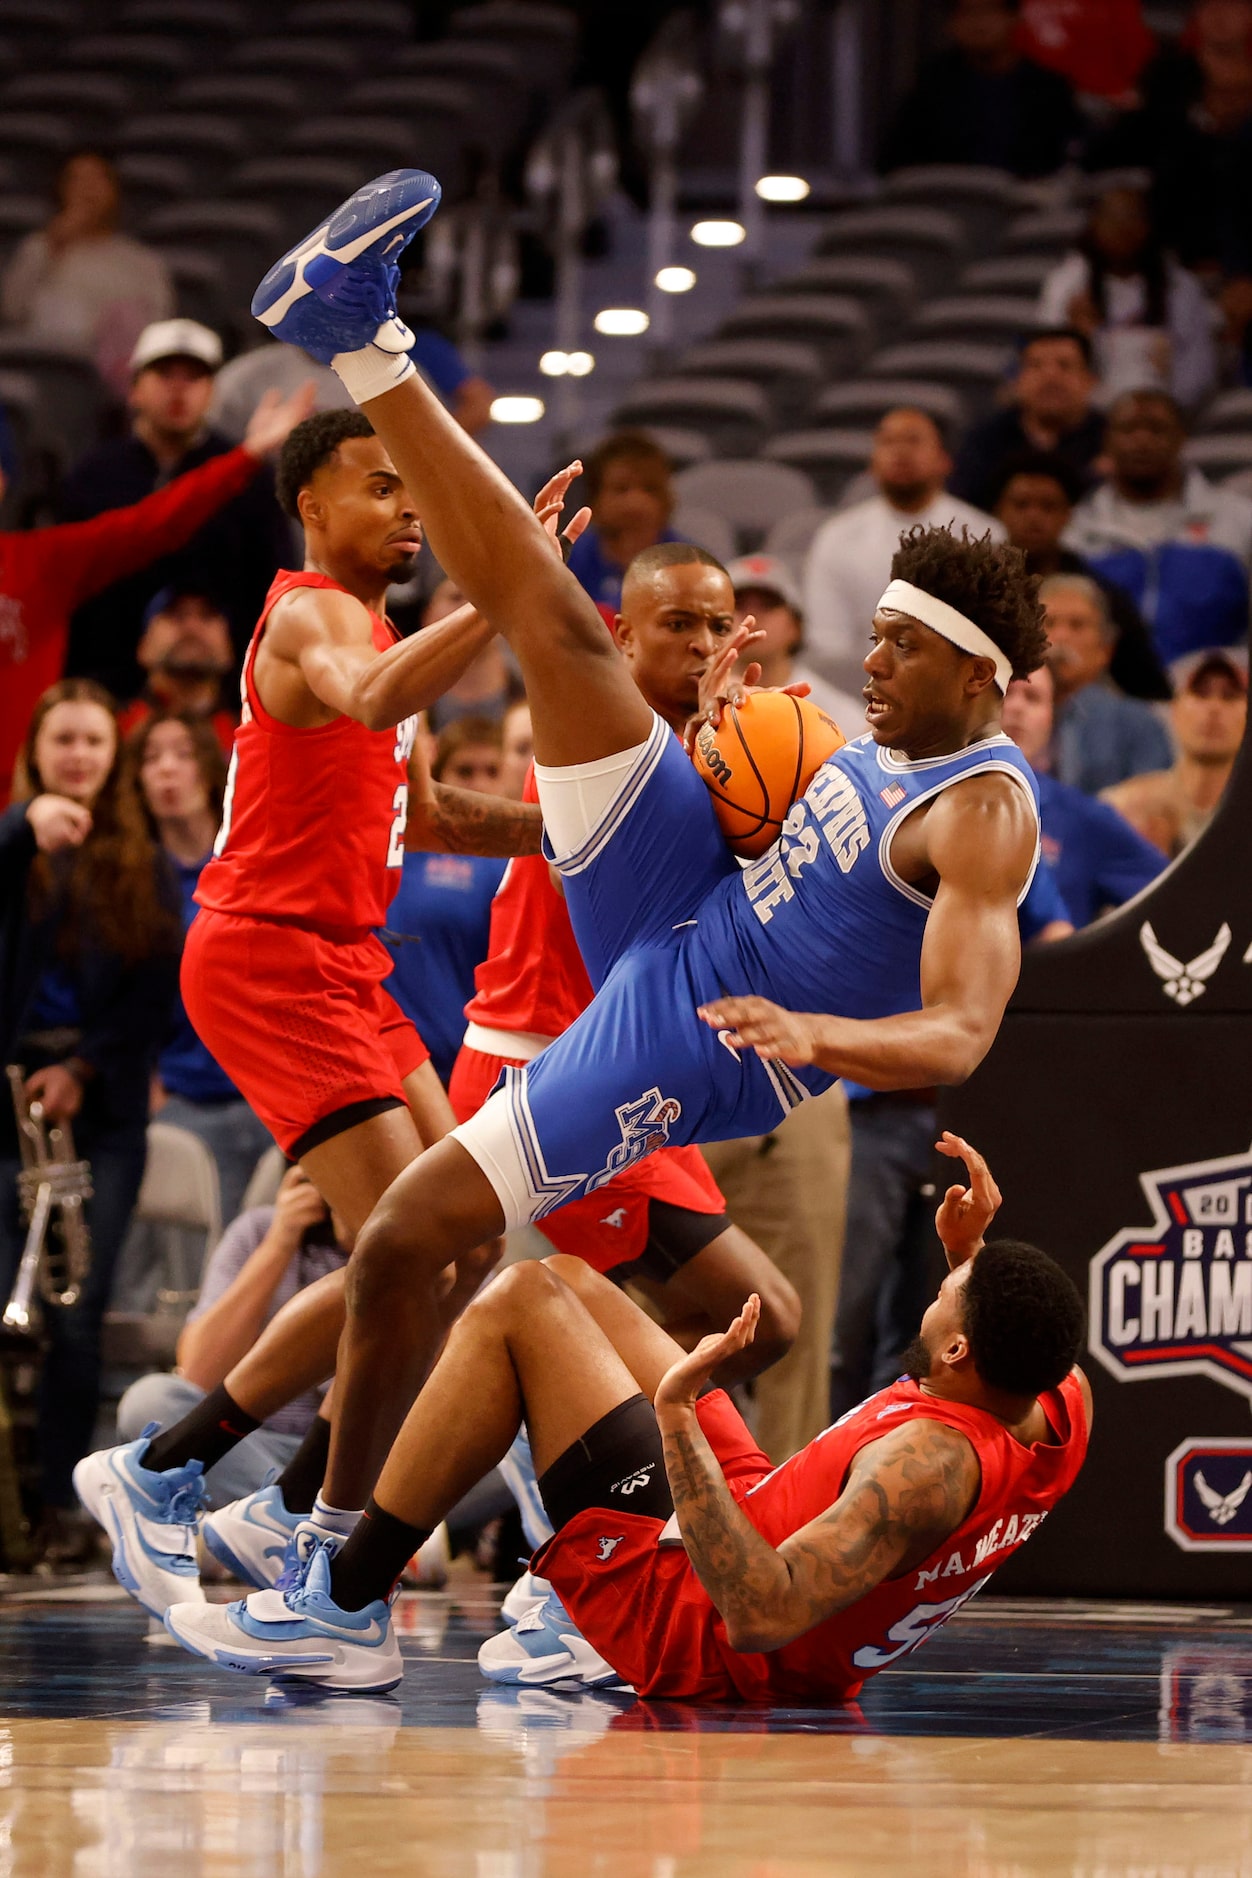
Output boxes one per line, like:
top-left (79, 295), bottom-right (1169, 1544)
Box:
top-left (850, 1577), bottom-right (990, 1670)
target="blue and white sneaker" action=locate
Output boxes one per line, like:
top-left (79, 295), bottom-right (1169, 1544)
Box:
top-left (202, 1479), bottom-right (300, 1590)
top-left (164, 1540), bottom-right (402, 1693)
top-left (500, 1567), bottom-right (551, 1627)
top-left (73, 1427), bottom-right (208, 1619)
top-left (477, 1587), bottom-right (629, 1690)
top-left (251, 167), bottom-right (441, 363)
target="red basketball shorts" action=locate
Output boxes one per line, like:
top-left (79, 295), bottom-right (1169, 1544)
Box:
top-left (534, 1389), bottom-right (774, 1701)
top-left (448, 1041), bottom-right (725, 1275)
top-left (182, 907), bottom-right (429, 1155)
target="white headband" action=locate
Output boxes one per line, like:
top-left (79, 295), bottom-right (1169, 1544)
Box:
top-left (877, 578), bottom-right (1013, 694)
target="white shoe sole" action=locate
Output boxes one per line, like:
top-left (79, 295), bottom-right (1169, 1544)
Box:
top-left (164, 1603), bottom-right (403, 1694)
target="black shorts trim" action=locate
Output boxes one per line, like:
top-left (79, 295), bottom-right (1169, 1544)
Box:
top-left (537, 1393), bottom-right (674, 1533)
top-left (611, 1198), bottom-right (729, 1288)
top-left (291, 1094), bottom-right (406, 1159)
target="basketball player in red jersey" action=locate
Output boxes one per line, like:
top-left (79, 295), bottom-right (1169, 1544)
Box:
top-left (450, 547), bottom-right (800, 1376)
top-left (167, 1132), bottom-right (1090, 1695)
top-left (75, 411), bottom-right (569, 1598)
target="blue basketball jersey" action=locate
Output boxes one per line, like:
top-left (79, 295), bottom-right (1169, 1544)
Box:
top-left (687, 729), bottom-right (1041, 1029)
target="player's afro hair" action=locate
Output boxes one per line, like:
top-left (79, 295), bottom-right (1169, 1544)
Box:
top-left (890, 524), bottom-right (1049, 680)
top-left (275, 409), bottom-right (376, 520)
top-left (960, 1239), bottom-right (1085, 1399)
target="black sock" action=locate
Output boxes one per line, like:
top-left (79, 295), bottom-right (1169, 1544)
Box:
top-left (143, 1383), bottom-right (261, 1475)
top-left (275, 1415), bottom-right (332, 1514)
top-left (329, 1496), bottom-right (431, 1612)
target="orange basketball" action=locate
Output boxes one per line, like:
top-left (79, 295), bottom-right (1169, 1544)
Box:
top-left (691, 692), bottom-right (847, 859)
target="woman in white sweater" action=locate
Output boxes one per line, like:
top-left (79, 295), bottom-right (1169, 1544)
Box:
top-left (1038, 184), bottom-right (1217, 410)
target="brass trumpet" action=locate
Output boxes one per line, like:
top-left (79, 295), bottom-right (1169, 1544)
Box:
top-left (4, 1065), bottom-right (92, 1337)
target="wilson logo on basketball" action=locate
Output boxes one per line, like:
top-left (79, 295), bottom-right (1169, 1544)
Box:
top-left (1089, 1145), bottom-right (1252, 1404)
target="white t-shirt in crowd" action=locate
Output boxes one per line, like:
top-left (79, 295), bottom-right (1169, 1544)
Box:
top-left (802, 490), bottom-right (1003, 695)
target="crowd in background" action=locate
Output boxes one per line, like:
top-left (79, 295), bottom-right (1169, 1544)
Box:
top-left (0, 0), bottom-right (1249, 1574)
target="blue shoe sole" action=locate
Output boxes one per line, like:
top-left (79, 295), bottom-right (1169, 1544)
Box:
top-left (251, 166), bottom-right (441, 358)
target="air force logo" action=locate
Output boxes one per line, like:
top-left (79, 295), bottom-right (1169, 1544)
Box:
top-left (1165, 1439), bottom-right (1252, 1551)
top-left (1090, 1143), bottom-right (1252, 1403)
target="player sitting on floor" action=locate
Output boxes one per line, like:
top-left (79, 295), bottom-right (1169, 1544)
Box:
top-left (165, 1134), bottom-right (1090, 1696)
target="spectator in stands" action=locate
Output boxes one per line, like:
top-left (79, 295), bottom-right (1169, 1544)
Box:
top-left (566, 432), bottom-right (677, 610)
top-left (1019, 0), bottom-right (1155, 101)
top-left (1002, 660), bottom-right (1167, 920)
top-left (210, 329), bottom-right (495, 442)
top-left (879, 0), bottom-right (1082, 177)
top-left (0, 680), bottom-right (180, 1562)
top-left (1038, 185), bottom-right (1218, 408)
top-left (1103, 648), bottom-right (1247, 854)
top-left (60, 320), bottom-right (299, 702)
top-left (499, 699), bottom-right (533, 802)
top-left (1040, 572), bottom-right (1174, 791)
top-left (117, 588), bottom-right (238, 758)
top-left (1065, 388), bottom-right (1252, 668)
top-left (0, 152), bottom-right (173, 397)
top-left (381, 720), bottom-right (508, 1089)
top-left (423, 578), bottom-right (515, 732)
top-left (117, 1167), bottom-right (347, 1509)
top-left (951, 328), bottom-right (1104, 514)
top-left (726, 554), bottom-right (866, 735)
top-left (992, 451), bottom-right (1171, 698)
top-left (130, 713), bottom-right (271, 1223)
top-left (0, 380), bottom-right (308, 809)
top-left (803, 408), bottom-right (1002, 696)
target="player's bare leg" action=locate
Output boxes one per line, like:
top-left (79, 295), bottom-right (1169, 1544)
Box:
top-left (357, 372), bottom-right (653, 768)
top-left (351, 1259), bottom-right (680, 1538)
top-left (652, 1226), bottom-right (800, 1383)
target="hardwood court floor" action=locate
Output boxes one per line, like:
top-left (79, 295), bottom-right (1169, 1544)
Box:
top-left (0, 1581), bottom-right (1250, 1876)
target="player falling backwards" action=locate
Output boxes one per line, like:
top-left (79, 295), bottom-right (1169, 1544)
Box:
top-left (78, 171), bottom-right (1052, 1646)
top-left (167, 1134), bottom-right (1090, 1697)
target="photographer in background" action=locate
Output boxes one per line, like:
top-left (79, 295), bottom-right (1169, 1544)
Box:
top-left (117, 1167), bottom-right (347, 1511)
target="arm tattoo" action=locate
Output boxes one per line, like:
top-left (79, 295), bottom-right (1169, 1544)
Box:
top-left (660, 1411), bottom-right (979, 1655)
top-left (418, 785), bottom-right (543, 857)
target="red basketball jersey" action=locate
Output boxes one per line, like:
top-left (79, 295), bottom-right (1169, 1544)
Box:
top-left (694, 1372), bottom-right (1089, 1704)
top-left (197, 571), bottom-right (418, 937)
top-left (462, 764), bottom-right (593, 1040)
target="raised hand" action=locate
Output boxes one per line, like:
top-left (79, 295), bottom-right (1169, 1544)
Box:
top-left (933, 1131), bottom-right (1002, 1268)
top-left (533, 460), bottom-right (592, 561)
top-left (242, 381), bottom-right (319, 460)
top-left (25, 794), bottom-right (92, 853)
top-left (655, 1295), bottom-right (761, 1413)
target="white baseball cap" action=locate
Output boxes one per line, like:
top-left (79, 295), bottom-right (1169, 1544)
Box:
top-left (726, 552), bottom-right (804, 615)
top-left (129, 318), bottom-right (223, 376)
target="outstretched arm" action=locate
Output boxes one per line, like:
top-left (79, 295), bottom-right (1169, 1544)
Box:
top-left (654, 1302), bottom-right (979, 1654)
top-left (404, 733), bottom-right (543, 856)
top-left (698, 772), bottom-right (1033, 1088)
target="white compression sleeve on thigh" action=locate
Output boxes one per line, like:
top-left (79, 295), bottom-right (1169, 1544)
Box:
top-left (534, 719), bottom-right (659, 865)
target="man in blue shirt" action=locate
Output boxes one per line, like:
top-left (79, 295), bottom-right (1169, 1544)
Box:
top-left (565, 432), bottom-right (678, 611)
top-left (1001, 660), bottom-right (1166, 925)
top-left (1041, 570), bottom-right (1174, 795)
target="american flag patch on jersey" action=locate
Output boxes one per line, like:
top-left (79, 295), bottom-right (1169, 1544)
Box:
top-left (879, 782), bottom-right (907, 808)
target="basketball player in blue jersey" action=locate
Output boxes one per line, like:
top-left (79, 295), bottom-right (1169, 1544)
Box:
top-left (105, 171), bottom-right (1063, 1679)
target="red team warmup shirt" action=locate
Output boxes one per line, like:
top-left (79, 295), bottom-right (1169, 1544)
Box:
top-left (0, 445), bottom-right (261, 803)
top-left (538, 1372), bottom-right (1089, 1703)
top-left (183, 570), bottom-right (428, 1151)
top-left (448, 764), bottom-right (726, 1271)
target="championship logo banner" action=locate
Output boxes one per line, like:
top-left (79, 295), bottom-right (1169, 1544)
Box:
top-left (1089, 1144), bottom-right (1252, 1402)
top-left (1165, 1438), bottom-right (1252, 1553)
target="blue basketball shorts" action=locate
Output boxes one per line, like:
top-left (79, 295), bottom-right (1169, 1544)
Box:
top-left (450, 715), bottom-right (826, 1230)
